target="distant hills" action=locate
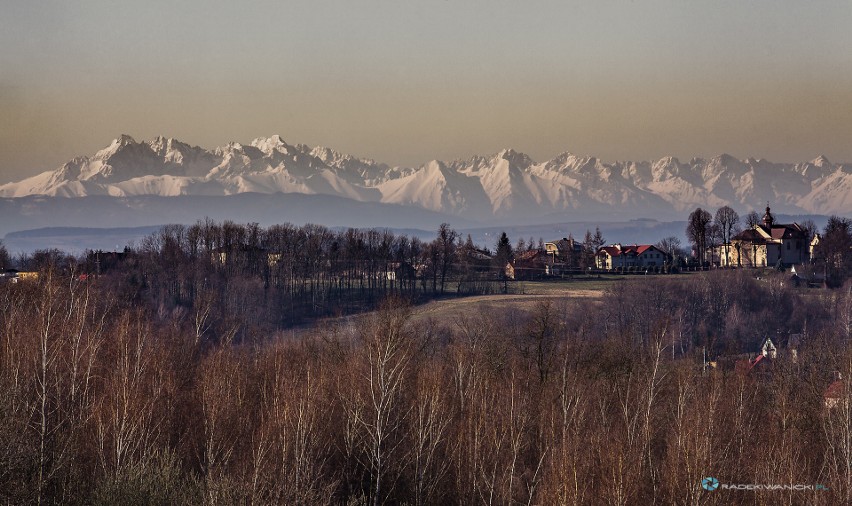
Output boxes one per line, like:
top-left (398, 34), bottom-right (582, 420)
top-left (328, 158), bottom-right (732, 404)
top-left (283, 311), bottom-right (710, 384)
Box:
top-left (3, 216), bottom-right (830, 256)
top-left (0, 192), bottom-right (471, 240)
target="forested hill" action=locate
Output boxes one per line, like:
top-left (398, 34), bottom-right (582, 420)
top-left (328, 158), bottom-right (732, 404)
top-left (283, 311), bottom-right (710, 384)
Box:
top-left (2, 245), bottom-right (852, 503)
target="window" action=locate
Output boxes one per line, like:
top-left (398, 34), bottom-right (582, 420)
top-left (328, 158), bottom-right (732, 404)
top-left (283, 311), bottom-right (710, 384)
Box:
top-left (787, 242), bottom-right (790, 250)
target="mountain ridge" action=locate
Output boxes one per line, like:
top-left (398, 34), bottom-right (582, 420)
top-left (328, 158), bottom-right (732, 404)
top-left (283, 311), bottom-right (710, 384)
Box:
top-left (2, 135), bottom-right (851, 220)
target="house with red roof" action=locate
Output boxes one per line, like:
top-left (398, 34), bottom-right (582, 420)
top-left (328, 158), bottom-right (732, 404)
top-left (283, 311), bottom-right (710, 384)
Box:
top-left (595, 244), bottom-right (668, 270)
top-left (734, 338), bottom-right (779, 377)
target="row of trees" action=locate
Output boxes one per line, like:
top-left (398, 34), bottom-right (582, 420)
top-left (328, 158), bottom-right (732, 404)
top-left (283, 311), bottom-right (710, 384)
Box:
top-left (685, 205), bottom-right (744, 266)
top-left (5, 222), bottom-right (530, 330)
top-left (3, 264), bottom-right (852, 504)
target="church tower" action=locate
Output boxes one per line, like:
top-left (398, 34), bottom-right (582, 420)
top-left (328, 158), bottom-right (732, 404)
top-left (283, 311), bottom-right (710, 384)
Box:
top-left (762, 206), bottom-right (774, 228)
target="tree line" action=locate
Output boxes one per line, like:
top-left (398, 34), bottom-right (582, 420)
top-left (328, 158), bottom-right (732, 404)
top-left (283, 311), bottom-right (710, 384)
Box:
top-left (4, 221), bottom-right (525, 331)
top-left (2, 220), bottom-right (628, 332)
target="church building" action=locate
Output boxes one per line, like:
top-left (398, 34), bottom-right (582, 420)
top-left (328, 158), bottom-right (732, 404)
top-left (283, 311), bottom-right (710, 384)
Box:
top-left (724, 207), bottom-right (810, 267)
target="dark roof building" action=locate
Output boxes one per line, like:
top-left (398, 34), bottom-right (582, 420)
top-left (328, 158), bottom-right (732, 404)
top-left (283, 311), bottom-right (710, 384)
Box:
top-left (726, 206), bottom-right (810, 267)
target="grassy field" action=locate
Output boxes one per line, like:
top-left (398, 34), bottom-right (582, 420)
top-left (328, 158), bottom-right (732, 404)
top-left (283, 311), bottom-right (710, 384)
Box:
top-left (411, 276), bottom-right (626, 322)
top-left (289, 273), bottom-right (696, 336)
top-left (512, 275), bottom-right (627, 294)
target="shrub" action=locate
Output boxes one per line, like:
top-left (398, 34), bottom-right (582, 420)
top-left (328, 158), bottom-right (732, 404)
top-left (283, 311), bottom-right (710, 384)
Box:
top-left (92, 451), bottom-right (201, 506)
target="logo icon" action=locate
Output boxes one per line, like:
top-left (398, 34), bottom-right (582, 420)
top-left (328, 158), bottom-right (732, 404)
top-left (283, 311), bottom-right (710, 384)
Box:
top-left (702, 477), bottom-right (720, 491)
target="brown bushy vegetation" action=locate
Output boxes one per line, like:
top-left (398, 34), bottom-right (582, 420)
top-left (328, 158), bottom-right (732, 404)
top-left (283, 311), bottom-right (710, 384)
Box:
top-left (3, 259), bottom-right (852, 504)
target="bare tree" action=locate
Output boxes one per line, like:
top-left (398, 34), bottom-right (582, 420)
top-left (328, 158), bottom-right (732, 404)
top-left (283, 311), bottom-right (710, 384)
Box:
top-left (714, 205), bottom-right (740, 266)
top-left (410, 362), bottom-right (452, 506)
top-left (193, 288), bottom-right (216, 346)
top-left (801, 219), bottom-right (818, 242)
top-left (251, 343), bottom-right (335, 504)
top-left (655, 236), bottom-right (683, 269)
top-left (198, 350), bottom-right (247, 504)
top-left (95, 310), bottom-right (161, 477)
top-left (522, 300), bottom-right (561, 384)
top-left (663, 364), bottom-right (723, 506)
top-left (745, 210), bottom-right (761, 228)
top-left (436, 224), bottom-right (458, 295)
top-left (686, 208), bottom-right (712, 265)
top-left (344, 298), bottom-right (415, 505)
top-left (538, 342), bottom-right (590, 504)
top-left (34, 272), bottom-right (60, 505)
top-left (706, 223), bottom-right (722, 266)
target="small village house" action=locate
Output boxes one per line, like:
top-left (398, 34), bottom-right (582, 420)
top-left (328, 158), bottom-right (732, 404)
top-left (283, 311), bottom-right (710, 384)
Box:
top-left (595, 244), bottom-right (668, 270)
top-left (505, 250), bottom-right (548, 280)
top-left (0, 269), bottom-right (39, 283)
top-left (545, 237), bottom-right (583, 262)
top-left (728, 333), bottom-right (802, 378)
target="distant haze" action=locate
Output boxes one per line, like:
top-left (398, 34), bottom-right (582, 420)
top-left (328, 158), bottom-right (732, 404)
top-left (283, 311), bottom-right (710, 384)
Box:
top-left (2, 1), bottom-right (852, 183)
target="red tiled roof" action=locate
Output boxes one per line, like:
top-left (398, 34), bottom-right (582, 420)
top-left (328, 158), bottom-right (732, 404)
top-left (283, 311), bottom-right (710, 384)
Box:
top-left (635, 245), bottom-right (656, 255)
top-left (598, 244), bottom-right (658, 257)
top-left (598, 246), bottom-right (622, 257)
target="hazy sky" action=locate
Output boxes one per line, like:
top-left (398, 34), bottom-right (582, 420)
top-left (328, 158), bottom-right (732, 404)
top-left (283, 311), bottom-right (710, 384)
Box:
top-left (2, 0), bottom-right (852, 183)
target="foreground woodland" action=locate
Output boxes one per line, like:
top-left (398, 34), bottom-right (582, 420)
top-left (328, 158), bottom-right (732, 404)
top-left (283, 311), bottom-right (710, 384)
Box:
top-left (3, 263), bottom-right (852, 505)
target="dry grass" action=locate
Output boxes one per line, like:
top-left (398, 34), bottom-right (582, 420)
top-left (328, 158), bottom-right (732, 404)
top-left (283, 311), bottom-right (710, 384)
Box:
top-left (412, 284), bottom-right (604, 323)
top-left (290, 274), bottom-right (691, 336)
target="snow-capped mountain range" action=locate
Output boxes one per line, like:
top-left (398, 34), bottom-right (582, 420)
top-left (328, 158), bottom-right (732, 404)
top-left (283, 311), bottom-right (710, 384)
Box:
top-left (3, 134), bottom-right (851, 221)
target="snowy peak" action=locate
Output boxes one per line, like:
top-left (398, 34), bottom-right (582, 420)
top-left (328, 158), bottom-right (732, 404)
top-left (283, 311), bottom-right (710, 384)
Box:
top-left (92, 134), bottom-right (136, 160)
top-left (812, 155), bottom-right (831, 168)
top-left (0, 135), bottom-right (850, 219)
top-left (714, 153), bottom-right (739, 165)
top-left (310, 146), bottom-right (341, 164)
top-left (114, 134), bottom-right (137, 148)
top-left (250, 134), bottom-right (290, 155)
top-left (146, 136), bottom-right (187, 155)
top-left (308, 145), bottom-right (364, 172)
top-left (497, 148), bottom-right (534, 167)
